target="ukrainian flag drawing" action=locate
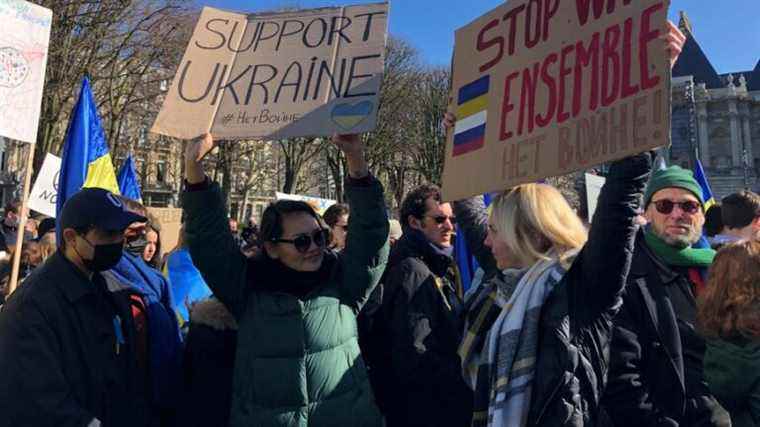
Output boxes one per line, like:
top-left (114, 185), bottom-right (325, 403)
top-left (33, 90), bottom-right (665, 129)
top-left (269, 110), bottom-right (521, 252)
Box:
top-left (56, 76), bottom-right (120, 219)
top-left (453, 75), bottom-right (489, 157)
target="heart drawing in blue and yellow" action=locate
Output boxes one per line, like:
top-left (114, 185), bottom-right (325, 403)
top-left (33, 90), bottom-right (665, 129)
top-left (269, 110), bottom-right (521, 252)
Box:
top-left (331, 101), bottom-right (374, 130)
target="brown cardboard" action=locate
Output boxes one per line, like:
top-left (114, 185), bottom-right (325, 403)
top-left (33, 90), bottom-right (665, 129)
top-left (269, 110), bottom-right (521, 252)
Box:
top-left (152, 3), bottom-right (389, 140)
top-left (147, 207), bottom-right (183, 255)
top-left (442, 0), bottom-right (671, 201)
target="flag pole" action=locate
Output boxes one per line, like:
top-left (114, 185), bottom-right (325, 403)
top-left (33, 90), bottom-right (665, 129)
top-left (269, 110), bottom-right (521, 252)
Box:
top-left (8, 141), bottom-right (36, 294)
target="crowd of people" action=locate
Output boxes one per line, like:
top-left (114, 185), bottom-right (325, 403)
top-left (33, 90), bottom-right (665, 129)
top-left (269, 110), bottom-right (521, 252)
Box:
top-left (0, 20), bottom-right (758, 427)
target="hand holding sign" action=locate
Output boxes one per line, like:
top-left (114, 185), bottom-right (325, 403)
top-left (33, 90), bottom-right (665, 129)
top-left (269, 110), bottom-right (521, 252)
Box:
top-left (185, 133), bottom-right (217, 184)
top-left (332, 133), bottom-right (369, 179)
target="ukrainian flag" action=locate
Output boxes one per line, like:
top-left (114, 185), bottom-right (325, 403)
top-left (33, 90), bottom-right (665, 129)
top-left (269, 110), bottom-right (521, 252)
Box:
top-left (56, 76), bottom-right (120, 219)
top-left (694, 158), bottom-right (715, 211)
top-left (117, 153), bottom-right (142, 203)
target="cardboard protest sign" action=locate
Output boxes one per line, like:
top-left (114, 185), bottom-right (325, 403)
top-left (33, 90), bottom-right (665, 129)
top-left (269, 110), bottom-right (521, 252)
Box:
top-left (442, 0), bottom-right (671, 200)
top-left (152, 3), bottom-right (389, 141)
top-left (585, 172), bottom-right (606, 222)
top-left (0, 0), bottom-right (52, 143)
top-left (28, 153), bottom-right (61, 217)
top-left (275, 192), bottom-right (336, 215)
top-left (147, 207), bottom-right (183, 255)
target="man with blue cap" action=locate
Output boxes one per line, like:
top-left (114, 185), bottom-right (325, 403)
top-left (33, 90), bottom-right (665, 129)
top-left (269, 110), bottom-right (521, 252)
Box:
top-left (0, 187), bottom-right (153, 427)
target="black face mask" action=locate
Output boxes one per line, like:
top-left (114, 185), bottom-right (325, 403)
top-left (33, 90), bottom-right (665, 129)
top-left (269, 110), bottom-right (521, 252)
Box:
top-left (77, 235), bottom-right (124, 272)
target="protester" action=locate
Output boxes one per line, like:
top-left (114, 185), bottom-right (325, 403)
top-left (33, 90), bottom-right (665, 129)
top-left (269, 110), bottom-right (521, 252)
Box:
top-left (0, 188), bottom-right (152, 426)
top-left (323, 203), bottom-right (350, 251)
top-left (103, 196), bottom-right (183, 426)
top-left (25, 217), bottom-right (39, 240)
top-left (229, 217), bottom-right (243, 248)
top-left (143, 225), bottom-right (160, 267)
top-left (602, 165), bottom-right (731, 426)
top-left (36, 217), bottom-right (57, 240)
top-left (717, 190), bottom-right (760, 244)
top-left (698, 240), bottom-right (760, 427)
top-left (0, 199), bottom-right (21, 253)
top-left (705, 203), bottom-right (731, 248)
top-left (178, 297), bottom-right (238, 427)
top-left (38, 231), bottom-right (57, 262)
top-left (182, 133), bottom-right (389, 426)
top-left (365, 183), bottom-right (472, 427)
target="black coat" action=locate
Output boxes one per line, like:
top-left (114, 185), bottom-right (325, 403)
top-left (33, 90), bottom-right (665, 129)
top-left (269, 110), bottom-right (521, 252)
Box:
top-left (453, 153), bottom-right (651, 427)
top-left (0, 251), bottom-right (151, 427)
top-left (366, 230), bottom-right (473, 427)
top-left (177, 298), bottom-right (237, 427)
top-left (602, 232), bottom-right (731, 427)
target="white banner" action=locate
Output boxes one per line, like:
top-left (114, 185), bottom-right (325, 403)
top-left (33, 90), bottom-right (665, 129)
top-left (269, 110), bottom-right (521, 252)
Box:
top-left (275, 192), bottom-right (336, 215)
top-left (28, 153), bottom-right (61, 217)
top-left (585, 173), bottom-right (606, 223)
top-left (0, 0), bottom-right (52, 143)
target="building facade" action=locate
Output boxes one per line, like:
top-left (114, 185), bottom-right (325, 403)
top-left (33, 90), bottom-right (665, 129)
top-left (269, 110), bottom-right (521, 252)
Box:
top-left (670, 12), bottom-right (760, 199)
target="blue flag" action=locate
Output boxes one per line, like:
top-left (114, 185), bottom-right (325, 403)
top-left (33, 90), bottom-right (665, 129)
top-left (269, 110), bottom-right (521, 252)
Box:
top-left (117, 154), bottom-right (142, 202)
top-left (56, 76), bottom-right (120, 221)
top-left (694, 158), bottom-right (715, 210)
top-left (455, 193), bottom-right (493, 293)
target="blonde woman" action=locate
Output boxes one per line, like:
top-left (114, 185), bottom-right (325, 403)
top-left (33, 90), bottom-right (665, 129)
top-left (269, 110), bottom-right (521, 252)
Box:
top-left (453, 151), bottom-right (651, 427)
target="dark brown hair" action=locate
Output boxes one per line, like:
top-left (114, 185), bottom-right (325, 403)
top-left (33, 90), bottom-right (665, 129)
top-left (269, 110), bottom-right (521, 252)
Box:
top-left (698, 240), bottom-right (760, 340)
top-left (322, 204), bottom-right (349, 228)
top-left (722, 190), bottom-right (760, 230)
top-left (400, 184), bottom-right (442, 230)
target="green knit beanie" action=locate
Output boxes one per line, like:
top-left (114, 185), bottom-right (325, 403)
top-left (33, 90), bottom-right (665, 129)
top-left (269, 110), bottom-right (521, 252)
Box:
top-left (644, 166), bottom-right (705, 208)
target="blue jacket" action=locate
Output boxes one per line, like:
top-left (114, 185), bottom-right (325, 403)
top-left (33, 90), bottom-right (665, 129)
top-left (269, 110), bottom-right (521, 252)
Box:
top-left (105, 252), bottom-right (183, 411)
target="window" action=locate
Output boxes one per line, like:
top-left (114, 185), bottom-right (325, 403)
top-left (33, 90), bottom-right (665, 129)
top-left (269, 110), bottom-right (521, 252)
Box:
top-left (160, 80), bottom-right (168, 92)
top-left (156, 161), bottom-right (166, 184)
top-left (138, 127), bottom-right (148, 146)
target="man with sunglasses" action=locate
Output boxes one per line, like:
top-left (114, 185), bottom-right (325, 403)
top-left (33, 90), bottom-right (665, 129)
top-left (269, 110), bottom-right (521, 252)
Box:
top-left (603, 166), bottom-right (730, 427)
top-left (364, 184), bottom-right (472, 427)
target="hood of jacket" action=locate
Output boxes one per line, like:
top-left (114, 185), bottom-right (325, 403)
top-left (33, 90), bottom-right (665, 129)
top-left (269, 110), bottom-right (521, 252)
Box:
top-left (189, 298), bottom-right (238, 331)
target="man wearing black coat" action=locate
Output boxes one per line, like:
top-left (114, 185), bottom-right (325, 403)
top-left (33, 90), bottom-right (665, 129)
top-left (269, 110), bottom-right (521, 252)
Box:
top-left (366, 184), bottom-right (473, 427)
top-left (602, 167), bottom-right (730, 427)
top-left (0, 188), bottom-right (151, 427)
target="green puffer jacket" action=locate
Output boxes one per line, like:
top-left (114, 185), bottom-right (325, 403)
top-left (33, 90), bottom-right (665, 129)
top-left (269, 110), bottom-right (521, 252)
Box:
top-left (183, 176), bottom-right (389, 427)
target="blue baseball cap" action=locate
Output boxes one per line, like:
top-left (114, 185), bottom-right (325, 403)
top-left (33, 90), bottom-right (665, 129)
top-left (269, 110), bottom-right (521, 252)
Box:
top-left (59, 188), bottom-right (147, 232)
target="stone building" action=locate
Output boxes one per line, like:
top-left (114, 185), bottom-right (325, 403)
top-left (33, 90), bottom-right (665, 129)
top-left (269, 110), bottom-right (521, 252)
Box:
top-left (670, 12), bottom-right (760, 198)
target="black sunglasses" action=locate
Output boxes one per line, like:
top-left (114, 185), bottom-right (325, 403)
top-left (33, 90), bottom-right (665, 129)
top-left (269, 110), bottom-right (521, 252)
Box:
top-left (652, 199), bottom-right (701, 215)
top-left (272, 228), bottom-right (329, 253)
top-left (425, 214), bottom-right (456, 225)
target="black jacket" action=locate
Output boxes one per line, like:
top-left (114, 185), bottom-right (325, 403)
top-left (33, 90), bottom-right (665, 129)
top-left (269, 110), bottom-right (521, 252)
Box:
top-left (177, 298), bottom-right (238, 427)
top-left (602, 232), bottom-right (731, 427)
top-left (454, 153), bottom-right (651, 426)
top-left (367, 230), bottom-right (473, 427)
top-left (0, 251), bottom-right (151, 427)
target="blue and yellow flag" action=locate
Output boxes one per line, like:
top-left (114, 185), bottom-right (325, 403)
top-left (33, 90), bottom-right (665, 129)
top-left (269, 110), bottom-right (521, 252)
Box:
top-left (117, 154), bottom-right (142, 203)
top-left (56, 76), bottom-right (120, 218)
top-left (694, 158), bottom-right (715, 211)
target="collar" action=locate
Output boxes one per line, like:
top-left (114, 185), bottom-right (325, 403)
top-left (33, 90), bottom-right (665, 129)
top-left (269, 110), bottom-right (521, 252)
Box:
top-left (630, 230), bottom-right (680, 285)
top-left (392, 229), bottom-right (454, 277)
top-left (51, 251), bottom-right (101, 303)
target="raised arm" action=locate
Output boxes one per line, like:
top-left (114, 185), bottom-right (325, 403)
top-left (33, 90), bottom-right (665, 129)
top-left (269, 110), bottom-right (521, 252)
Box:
top-left (182, 134), bottom-right (248, 318)
top-left (334, 134), bottom-right (390, 313)
top-left (578, 152), bottom-right (652, 316)
top-left (452, 196), bottom-right (498, 277)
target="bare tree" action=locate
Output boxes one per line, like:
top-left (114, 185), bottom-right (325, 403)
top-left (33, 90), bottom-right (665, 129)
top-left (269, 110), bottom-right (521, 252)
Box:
top-left (409, 67), bottom-right (450, 186)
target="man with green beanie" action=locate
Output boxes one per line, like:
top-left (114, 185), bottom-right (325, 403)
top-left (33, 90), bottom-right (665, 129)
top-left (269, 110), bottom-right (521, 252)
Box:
top-left (603, 166), bottom-right (730, 427)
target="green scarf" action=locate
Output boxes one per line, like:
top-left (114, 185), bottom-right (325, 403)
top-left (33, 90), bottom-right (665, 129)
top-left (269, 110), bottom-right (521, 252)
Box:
top-left (644, 229), bottom-right (715, 268)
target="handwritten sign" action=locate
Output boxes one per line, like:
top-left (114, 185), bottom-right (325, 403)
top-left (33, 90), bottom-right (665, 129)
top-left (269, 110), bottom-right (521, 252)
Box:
top-left (0, 0), bottom-right (52, 143)
top-left (441, 0), bottom-right (671, 200)
top-left (152, 3), bottom-right (389, 141)
top-left (28, 153), bottom-right (61, 217)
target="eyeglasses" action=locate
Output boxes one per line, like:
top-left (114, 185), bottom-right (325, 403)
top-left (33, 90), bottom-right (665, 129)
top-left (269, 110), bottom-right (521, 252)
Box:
top-left (652, 199), bottom-right (701, 215)
top-left (272, 228), bottom-right (329, 253)
top-left (426, 215), bottom-right (456, 225)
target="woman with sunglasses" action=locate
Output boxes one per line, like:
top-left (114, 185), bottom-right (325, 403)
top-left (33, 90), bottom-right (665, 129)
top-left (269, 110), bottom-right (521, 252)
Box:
top-left (182, 133), bottom-right (389, 427)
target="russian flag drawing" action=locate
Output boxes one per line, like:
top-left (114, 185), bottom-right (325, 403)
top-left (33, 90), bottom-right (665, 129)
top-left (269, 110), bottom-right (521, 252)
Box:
top-left (453, 75), bottom-right (489, 157)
